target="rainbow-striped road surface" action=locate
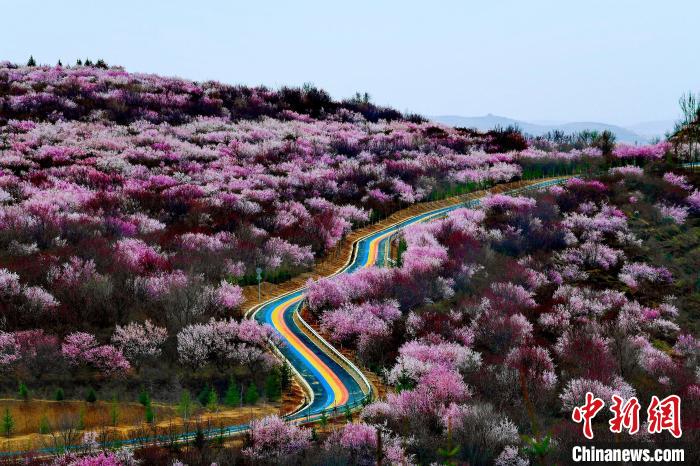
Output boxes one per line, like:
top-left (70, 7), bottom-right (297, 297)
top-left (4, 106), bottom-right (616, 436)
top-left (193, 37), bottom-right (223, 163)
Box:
top-left (248, 176), bottom-right (571, 424)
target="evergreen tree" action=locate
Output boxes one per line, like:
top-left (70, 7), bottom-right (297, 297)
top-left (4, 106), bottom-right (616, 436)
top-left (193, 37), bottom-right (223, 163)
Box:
top-left (396, 238), bottom-right (407, 267)
top-left (280, 361), bottom-right (292, 390)
top-left (197, 386), bottom-right (211, 406)
top-left (18, 382), bottom-right (29, 401)
top-left (76, 58), bottom-right (82, 66)
top-left (178, 390), bottom-right (193, 420)
top-left (96, 59), bottom-right (107, 68)
top-left (138, 388), bottom-right (150, 407)
top-left (245, 384), bottom-right (259, 405)
top-left (77, 406), bottom-right (86, 430)
top-left (27, 56), bottom-right (36, 67)
top-left (265, 369), bottom-right (282, 401)
top-left (144, 404), bottom-right (155, 424)
top-left (2, 409), bottom-right (14, 437)
top-left (224, 377), bottom-right (238, 407)
top-left (54, 388), bottom-right (64, 401)
top-left (206, 388), bottom-right (218, 412)
top-left (109, 397), bottom-right (120, 426)
top-left (84, 58), bottom-right (93, 66)
top-left (39, 415), bottom-right (50, 434)
top-left (85, 387), bottom-right (97, 403)
top-left (57, 59), bottom-right (63, 67)
top-left (395, 368), bottom-right (415, 392)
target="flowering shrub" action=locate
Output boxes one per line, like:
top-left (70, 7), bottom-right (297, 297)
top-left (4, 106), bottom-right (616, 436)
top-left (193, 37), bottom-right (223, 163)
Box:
top-left (111, 320), bottom-right (168, 364)
top-left (0, 268), bottom-right (21, 296)
top-left (133, 270), bottom-right (189, 299)
top-left (320, 300), bottom-right (400, 351)
top-left (324, 422), bottom-right (413, 465)
top-left (655, 203), bottom-right (689, 224)
top-left (51, 450), bottom-right (137, 466)
top-left (559, 377), bottom-right (636, 411)
top-left (176, 318), bottom-right (274, 369)
top-left (0, 331), bottom-right (20, 368)
top-left (211, 280), bottom-right (245, 310)
top-left (61, 332), bottom-right (130, 375)
top-left (663, 172), bottom-right (692, 190)
top-left (388, 345), bottom-right (481, 396)
top-left (482, 194), bottom-right (537, 213)
top-left (612, 142), bottom-right (670, 160)
top-left (619, 262), bottom-right (672, 290)
top-left (243, 415), bottom-right (311, 461)
top-left (609, 165), bottom-right (644, 177)
top-left (683, 187), bottom-right (700, 210)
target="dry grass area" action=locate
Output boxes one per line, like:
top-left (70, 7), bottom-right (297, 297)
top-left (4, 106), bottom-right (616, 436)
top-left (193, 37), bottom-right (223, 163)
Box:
top-left (240, 177), bottom-right (561, 312)
top-left (0, 397), bottom-right (285, 453)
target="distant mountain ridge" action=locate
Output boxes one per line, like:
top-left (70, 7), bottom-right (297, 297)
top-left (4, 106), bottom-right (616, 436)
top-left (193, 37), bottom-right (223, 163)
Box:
top-left (432, 114), bottom-right (674, 144)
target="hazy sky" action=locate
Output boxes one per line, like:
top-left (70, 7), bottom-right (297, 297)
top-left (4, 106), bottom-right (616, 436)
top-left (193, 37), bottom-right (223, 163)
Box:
top-left (2, 0), bottom-right (698, 125)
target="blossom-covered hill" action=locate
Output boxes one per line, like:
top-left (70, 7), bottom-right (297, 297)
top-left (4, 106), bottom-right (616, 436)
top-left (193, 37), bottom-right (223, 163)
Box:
top-left (1, 62), bottom-right (695, 463)
top-left (0, 64), bottom-right (546, 404)
top-left (0, 63), bottom-right (581, 336)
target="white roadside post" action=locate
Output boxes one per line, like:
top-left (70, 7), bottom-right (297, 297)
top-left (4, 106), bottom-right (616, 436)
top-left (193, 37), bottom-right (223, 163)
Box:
top-left (256, 267), bottom-right (262, 302)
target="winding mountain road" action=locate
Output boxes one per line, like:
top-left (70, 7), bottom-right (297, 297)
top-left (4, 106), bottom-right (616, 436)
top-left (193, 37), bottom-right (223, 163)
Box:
top-left (247, 176), bottom-right (572, 425)
top-left (14, 165), bottom-right (698, 456)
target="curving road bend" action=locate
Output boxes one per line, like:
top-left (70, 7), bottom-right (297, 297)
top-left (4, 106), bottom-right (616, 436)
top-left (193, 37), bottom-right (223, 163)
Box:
top-left (247, 176), bottom-right (572, 425)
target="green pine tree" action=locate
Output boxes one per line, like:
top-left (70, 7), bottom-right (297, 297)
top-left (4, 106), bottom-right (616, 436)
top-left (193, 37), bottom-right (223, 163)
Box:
top-left (38, 415), bottom-right (50, 434)
top-left (84, 58), bottom-right (93, 66)
top-left (85, 387), bottom-right (97, 403)
top-left (76, 58), bottom-right (82, 66)
top-left (206, 388), bottom-right (218, 412)
top-left (18, 382), bottom-right (29, 401)
top-left (197, 386), bottom-right (211, 406)
top-left (54, 388), bottom-right (64, 401)
top-left (224, 377), bottom-right (238, 407)
top-left (396, 238), bottom-right (407, 267)
top-left (244, 384), bottom-right (259, 405)
top-left (138, 388), bottom-right (150, 407)
top-left (57, 59), bottom-right (63, 67)
top-left (3, 408), bottom-right (14, 437)
top-left (27, 56), bottom-right (36, 67)
top-left (144, 404), bottom-right (155, 424)
top-left (178, 390), bottom-right (193, 420)
top-left (77, 406), bottom-right (86, 430)
top-left (280, 362), bottom-right (292, 390)
top-left (265, 369), bottom-right (282, 401)
top-left (109, 397), bottom-right (120, 426)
